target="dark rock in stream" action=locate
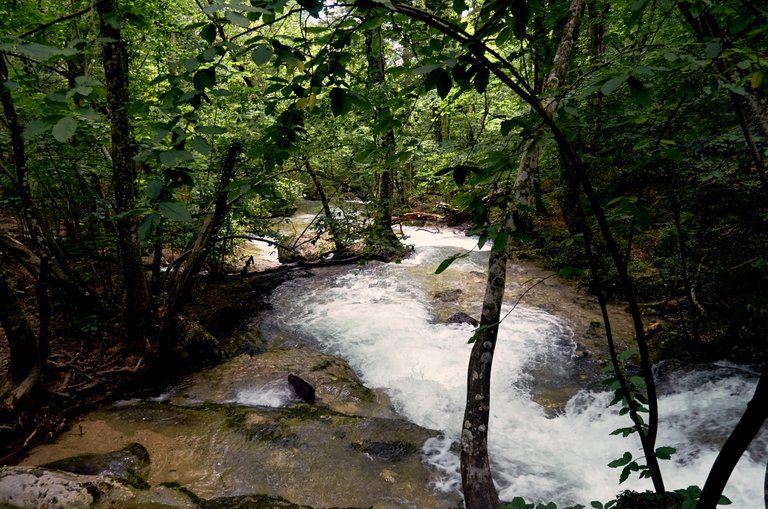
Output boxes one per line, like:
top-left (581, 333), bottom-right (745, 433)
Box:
top-left (444, 312), bottom-right (479, 327)
top-left (287, 373), bottom-right (316, 404)
top-left (41, 442), bottom-right (151, 489)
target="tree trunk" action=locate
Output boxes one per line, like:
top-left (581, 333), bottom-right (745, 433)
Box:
top-left (98, 0), bottom-right (152, 347)
top-left (0, 253), bottom-right (38, 387)
top-left (1, 54), bottom-right (98, 306)
top-left (460, 219), bottom-right (510, 508)
top-left (513, 0), bottom-right (585, 229)
top-left (678, 4), bottom-right (768, 195)
top-left (166, 141), bottom-right (242, 322)
top-left (696, 366), bottom-right (768, 509)
top-left (304, 157), bottom-right (345, 252)
top-left (364, 26), bottom-right (402, 256)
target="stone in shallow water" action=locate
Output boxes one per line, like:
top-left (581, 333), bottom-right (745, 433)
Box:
top-left (41, 442), bottom-right (150, 488)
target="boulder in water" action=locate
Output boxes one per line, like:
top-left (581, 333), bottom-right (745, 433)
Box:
top-left (287, 374), bottom-right (316, 404)
top-left (41, 442), bottom-right (151, 488)
top-left (444, 312), bottom-right (479, 327)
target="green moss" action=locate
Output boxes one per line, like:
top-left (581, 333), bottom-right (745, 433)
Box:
top-left (350, 440), bottom-right (420, 461)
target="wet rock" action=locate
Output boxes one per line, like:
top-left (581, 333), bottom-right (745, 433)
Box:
top-left (41, 442), bottom-right (150, 489)
top-left (287, 374), bottom-right (316, 404)
top-left (432, 289), bottom-right (462, 302)
top-left (444, 312), bottom-right (479, 327)
top-left (0, 466), bottom-right (200, 509)
top-left (201, 494), bottom-right (314, 508)
top-left (350, 440), bottom-right (420, 462)
top-left (0, 465), bottom-right (131, 508)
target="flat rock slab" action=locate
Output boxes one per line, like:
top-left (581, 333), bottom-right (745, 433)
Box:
top-left (18, 349), bottom-right (461, 509)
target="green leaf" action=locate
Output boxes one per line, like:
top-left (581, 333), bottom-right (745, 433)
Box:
top-left (655, 446), bottom-right (676, 460)
top-left (159, 151), bottom-right (177, 167)
top-left (225, 10), bottom-right (250, 27)
top-left (329, 87), bottom-right (349, 117)
top-left (608, 451), bottom-right (632, 468)
top-left (138, 213), bottom-right (161, 241)
top-left (453, 0), bottom-right (468, 13)
top-left (474, 66), bottom-right (490, 94)
top-left (435, 253), bottom-right (467, 274)
top-left (251, 44), bottom-right (274, 65)
top-left (191, 137), bottom-right (211, 155)
top-left (159, 201), bottom-right (193, 222)
top-left (52, 116), bottom-right (78, 142)
top-left (436, 69), bottom-right (452, 99)
top-left (193, 66), bottom-right (216, 91)
top-left (618, 348), bottom-right (637, 361)
top-left (601, 75), bottom-right (627, 95)
top-left (627, 76), bottom-right (651, 108)
top-left (511, 0), bottom-right (529, 40)
top-left (413, 63), bottom-right (440, 75)
top-left (200, 23), bottom-right (217, 44)
top-left (296, 0), bottom-right (323, 17)
top-left (146, 180), bottom-right (164, 200)
top-left (590, 502), bottom-right (603, 509)
top-left (705, 42), bottom-right (721, 59)
top-left (196, 125), bottom-right (226, 135)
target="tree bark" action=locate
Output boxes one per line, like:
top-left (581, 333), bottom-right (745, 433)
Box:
top-left (98, 0), bottom-right (152, 347)
top-left (364, 25), bottom-right (402, 256)
top-left (460, 222), bottom-right (509, 508)
top-left (696, 366), bottom-right (768, 509)
top-left (513, 0), bottom-right (585, 229)
top-left (166, 141), bottom-right (242, 322)
top-left (0, 253), bottom-right (38, 387)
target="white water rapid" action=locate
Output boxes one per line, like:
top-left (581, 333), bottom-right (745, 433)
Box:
top-left (260, 227), bottom-right (767, 507)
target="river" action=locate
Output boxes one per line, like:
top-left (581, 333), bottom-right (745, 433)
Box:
top-left (20, 223), bottom-right (767, 508)
top-left (254, 225), bottom-right (767, 507)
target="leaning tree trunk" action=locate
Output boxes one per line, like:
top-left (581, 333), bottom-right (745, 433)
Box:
top-left (696, 366), bottom-right (768, 509)
top-left (1, 54), bottom-right (98, 306)
top-left (98, 0), bottom-right (152, 348)
top-left (0, 252), bottom-right (49, 409)
top-left (678, 3), bottom-right (768, 194)
top-left (461, 1), bottom-right (585, 506)
top-left (304, 157), bottom-right (345, 253)
top-left (165, 141), bottom-right (242, 323)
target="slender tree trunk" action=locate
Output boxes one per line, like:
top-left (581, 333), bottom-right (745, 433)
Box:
top-left (1, 54), bottom-right (97, 305)
top-left (678, 4), bottom-right (768, 195)
top-left (0, 253), bottom-right (38, 387)
top-left (304, 157), bottom-right (345, 252)
top-left (696, 366), bottom-right (768, 509)
top-left (513, 0), bottom-right (585, 229)
top-left (166, 141), bottom-right (242, 322)
top-left (364, 26), bottom-right (402, 256)
top-left (460, 217), bottom-right (510, 508)
top-left (98, 0), bottom-right (152, 347)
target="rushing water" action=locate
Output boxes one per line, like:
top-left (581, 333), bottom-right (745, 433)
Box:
top-left (258, 226), bottom-right (767, 508)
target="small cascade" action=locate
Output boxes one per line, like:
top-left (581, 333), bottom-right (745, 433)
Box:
top-left (261, 226), bottom-right (767, 508)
